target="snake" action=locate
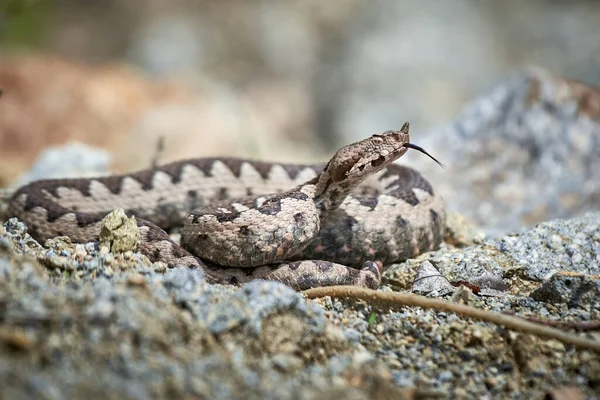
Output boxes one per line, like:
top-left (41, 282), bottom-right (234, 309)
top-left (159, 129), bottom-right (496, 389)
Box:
top-left (6, 123), bottom-right (445, 290)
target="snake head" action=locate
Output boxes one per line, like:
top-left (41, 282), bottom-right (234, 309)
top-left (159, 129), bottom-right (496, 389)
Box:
top-left (346, 122), bottom-right (411, 178)
top-left (325, 122), bottom-right (410, 184)
top-left (316, 123), bottom-right (411, 211)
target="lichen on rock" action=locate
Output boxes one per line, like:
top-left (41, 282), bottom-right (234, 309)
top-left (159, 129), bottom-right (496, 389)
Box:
top-left (99, 209), bottom-right (140, 254)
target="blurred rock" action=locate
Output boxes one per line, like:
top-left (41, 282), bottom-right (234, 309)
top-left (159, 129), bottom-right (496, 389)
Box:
top-left (0, 56), bottom-right (188, 184)
top-left (12, 141), bottom-right (111, 187)
top-left (5, 1), bottom-right (600, 158)
top-left (315, 1), bottom-right (600, 145)
top-left (411, 68), bottom-right (600, 235)
top-left (0, 56), bottom-right (319, 187)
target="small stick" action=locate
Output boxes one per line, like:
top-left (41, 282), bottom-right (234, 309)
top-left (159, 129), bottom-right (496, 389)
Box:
top-left (151, 136), bottom-right (165, 168)
top-left (502, 312), bottom-right (600, 332)
top-left (303, 286), bottom-right (600, 353)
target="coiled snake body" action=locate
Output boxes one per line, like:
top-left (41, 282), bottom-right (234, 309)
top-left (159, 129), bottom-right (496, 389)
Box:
top-left (7, 124), bottom-right (445, 290)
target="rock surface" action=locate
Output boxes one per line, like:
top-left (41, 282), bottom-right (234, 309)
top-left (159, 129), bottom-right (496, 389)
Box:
top-left (99, 209), bottom-right (140, 254)
top-left (1, 210), bottom-right (599, 399)
top-left (411, 68), bottom-right (600, 235)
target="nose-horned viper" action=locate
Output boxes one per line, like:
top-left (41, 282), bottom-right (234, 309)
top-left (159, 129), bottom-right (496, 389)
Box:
top-left (7, 123), bottom-right (445, 290)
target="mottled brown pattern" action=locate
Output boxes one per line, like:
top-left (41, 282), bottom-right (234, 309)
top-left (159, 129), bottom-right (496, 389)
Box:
top-left (7, 125), bottom-right (445, 290)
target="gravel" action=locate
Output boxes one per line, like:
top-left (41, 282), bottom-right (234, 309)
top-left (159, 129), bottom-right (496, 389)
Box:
top-left (1, 212), bottom-right (599, 399)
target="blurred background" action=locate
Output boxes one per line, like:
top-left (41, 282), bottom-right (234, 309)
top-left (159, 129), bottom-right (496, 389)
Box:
top-left (1, 0), bottom-right (599, 234)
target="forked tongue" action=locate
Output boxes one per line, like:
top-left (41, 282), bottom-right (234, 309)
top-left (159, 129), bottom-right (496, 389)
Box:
top-left (403, 142), bottom-right (444, 168)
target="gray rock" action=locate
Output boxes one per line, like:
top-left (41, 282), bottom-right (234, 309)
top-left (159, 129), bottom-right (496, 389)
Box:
top-left (12, 141), bottom-right (111, 187)
top-left (1, 218), bottom-right (398, 399)
top-left (412, 68), bottom-right (600, 235)
top-left (412, 260), bottom-right (456, 296)
top-left (99, 209), bottom-right (140, 254)
top-left (490, 212), bottom-right (600, 281)
top-left (210, 280), bottom-right (325, 335)
top-left (530, 272), bottom-right (600, 308)
top-left (386, 212), bottom-right (600, 305)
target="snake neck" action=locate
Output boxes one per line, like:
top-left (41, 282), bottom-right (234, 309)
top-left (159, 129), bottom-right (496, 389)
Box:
top-left (313, 172), bottom-right (356, 214)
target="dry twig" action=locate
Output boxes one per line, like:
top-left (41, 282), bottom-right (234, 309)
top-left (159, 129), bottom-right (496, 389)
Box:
top-left (303, 286), bottom-right (600, 353)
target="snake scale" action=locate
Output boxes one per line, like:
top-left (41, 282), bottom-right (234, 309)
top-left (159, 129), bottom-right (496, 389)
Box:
top-left (6, 123), bottom-right (445, 290)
